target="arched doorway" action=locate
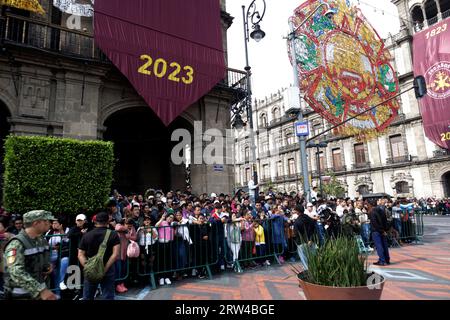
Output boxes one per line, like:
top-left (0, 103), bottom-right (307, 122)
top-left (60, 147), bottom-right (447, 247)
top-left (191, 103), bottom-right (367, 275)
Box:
top-left (103, 107), bottom-right (193, 195)
top-left (0, 101), bottom-right (11, 203)
top-left (443, 171), bottom-right (450, 197)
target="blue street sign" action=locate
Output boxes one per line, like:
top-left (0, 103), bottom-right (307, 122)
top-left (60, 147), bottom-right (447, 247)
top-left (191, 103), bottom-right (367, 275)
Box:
top-left (295, 121), bottom-right (309, 137)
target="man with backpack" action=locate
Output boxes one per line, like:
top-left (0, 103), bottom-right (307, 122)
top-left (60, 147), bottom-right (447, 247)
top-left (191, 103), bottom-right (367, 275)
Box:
top-left (78, 211), bottom-right (120, 300)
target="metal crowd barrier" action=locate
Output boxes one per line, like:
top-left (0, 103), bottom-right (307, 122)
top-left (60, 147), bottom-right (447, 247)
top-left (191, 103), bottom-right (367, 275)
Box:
top-left (33, 209), bottom-right (427, 297)
top-left (136, 222), bottom-right (220, 289)
top-left (224, 218), bottom-right (285, 272)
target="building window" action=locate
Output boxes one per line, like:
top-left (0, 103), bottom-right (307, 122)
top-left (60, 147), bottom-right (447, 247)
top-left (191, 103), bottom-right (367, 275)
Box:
top-left (263, 164), bottom-right (270, 179)
top-left (411, 5), bottom-right (425, 31)
top-left (245, 168), bottom-right (251, 183)
top-left (261, 141), bottom-right (269, 153)
top-left (313, 123), bottom-right (321, 136)
top-left (354, 143), bottom-right (366, 164)
top-left (357, 185), bottom-right (369, 195)
top-left (424, 0), bottom-right (439, 25)
top-left (277, 161), bottom-right (283, 176)
top-left (318, 151), bottom-right (325, 173)
top-left (288, 158), bottom-right (296, 175)
top-left (286, 130), bottom-right (295, 145)
top-left (275, 135), bottom-right (282, 146)
top-left (390, 135), bottom-right (405, 162)
top-left (260, 114), bottom-right (268, 127)
top-left (244, 146), bottom-right (250, 160)
top-left (395, 181), bottom-right (409, 194)
top-left (441, 0), bottom-right (450, 15)
top-left (272, 107), bottom-right (281, 120)
top-left (332, 148), bottom-right (342, 170)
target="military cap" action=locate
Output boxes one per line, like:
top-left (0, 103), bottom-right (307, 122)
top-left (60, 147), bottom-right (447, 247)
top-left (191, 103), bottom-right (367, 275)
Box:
top-left (23, 210), bottom-right (55, 224)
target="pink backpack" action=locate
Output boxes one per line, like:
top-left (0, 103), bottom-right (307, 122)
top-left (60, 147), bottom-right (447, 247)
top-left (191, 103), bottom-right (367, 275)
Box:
top-left (126, 240), bottom-right (140, 258)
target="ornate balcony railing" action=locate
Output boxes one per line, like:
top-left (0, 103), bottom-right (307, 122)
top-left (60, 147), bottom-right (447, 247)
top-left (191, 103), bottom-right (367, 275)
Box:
top-left (386, 155), bottom-right (411, 164)
top-left (1, 13), bottom-right (105, 60)
top-left (269, 118), bottom-right (282, 126)
top-left (278, 144), bottom-right (298, 154)
top-left (328, 165), bottom-right (346, 173)
top-left (259, 178), bottom-right (271, 184)
top-left (274, 175), bottom-right (284, 182)
top-left (433, 149), bottom-right (450, 157)
top-left (0, 13), bottom-right (247, 95)
top-left (352, 162), bottom-right (371, 170)
top-left (427, 15), bottom-right (439, 26)
top-left (443, 9), bottom-right (450, 20)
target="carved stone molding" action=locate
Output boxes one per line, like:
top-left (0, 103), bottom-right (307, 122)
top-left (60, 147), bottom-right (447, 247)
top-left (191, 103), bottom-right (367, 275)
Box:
top-left (390, 171), bottom-right (414, 197)
top-left (354, 176), bottom-right (373, 193)
top-left (429, 162), bottom-right (450, 181)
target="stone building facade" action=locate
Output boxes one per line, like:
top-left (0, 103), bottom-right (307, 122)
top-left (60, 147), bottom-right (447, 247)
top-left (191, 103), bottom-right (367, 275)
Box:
top-left (0, 0), bottom-right (245, 197)
top-left (234, 0), bottom-right (450, 199)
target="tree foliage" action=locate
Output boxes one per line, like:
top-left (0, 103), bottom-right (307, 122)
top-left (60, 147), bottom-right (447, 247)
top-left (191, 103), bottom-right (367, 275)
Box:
top-left (323, 171), bottom-right (346, 198)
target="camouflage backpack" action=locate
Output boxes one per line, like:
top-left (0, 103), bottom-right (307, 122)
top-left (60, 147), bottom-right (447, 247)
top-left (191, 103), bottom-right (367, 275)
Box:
top-left (83, 229), bottom-right (111, 283)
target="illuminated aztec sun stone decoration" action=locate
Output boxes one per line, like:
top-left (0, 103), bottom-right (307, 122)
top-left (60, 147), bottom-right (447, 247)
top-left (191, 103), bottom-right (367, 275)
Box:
top-left (288, 0), bottom-right (400, 141)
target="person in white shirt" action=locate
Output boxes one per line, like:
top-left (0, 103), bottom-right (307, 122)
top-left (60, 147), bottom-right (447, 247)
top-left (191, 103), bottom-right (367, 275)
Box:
top-left (306, 202), bottom-right (324, 245)
top-left (305, 203), bottom-right (318, 220)
top-left (336, 199), bottom-right (346, 220)
top-left (248, 179), bottom-right (258, 205)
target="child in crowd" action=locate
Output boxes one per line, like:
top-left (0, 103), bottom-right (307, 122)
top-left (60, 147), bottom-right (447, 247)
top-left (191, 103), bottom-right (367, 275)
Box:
top-left (137, 215), bottom-right (158, 275)
top-left (253, 219), bottom-right (270, 266)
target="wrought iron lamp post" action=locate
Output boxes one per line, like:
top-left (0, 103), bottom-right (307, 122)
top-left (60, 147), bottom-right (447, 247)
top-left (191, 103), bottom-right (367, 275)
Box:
top-left (236, 0), bottom-right (266, 203)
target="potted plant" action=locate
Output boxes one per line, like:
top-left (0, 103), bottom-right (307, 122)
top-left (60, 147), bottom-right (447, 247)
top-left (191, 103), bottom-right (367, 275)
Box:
top-left (293, 236), bottom-right (385, 300)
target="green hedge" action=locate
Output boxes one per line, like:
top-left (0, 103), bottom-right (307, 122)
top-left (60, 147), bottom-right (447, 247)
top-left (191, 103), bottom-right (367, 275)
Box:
top-left (2, 135), bottom-right (114, 215)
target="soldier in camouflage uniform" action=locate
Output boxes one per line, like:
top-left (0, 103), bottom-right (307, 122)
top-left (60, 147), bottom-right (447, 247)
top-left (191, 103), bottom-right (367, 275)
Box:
top-left (3, 210), bottom-right (57, 300)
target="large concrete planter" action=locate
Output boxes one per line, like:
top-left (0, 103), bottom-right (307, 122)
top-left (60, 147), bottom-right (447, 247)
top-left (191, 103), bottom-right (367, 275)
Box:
top-left (297, 272), bottom-right (385, 300)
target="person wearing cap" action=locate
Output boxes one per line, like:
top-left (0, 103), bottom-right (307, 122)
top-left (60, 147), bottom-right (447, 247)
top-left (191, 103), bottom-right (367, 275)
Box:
top-left (264, 196), bottom-right (273, 213)
top-left (3, 210), bottom-right (57, 300)
top-left (78, 211), bottom-right (120, 300)
top-left (67, 213), bottom-right (90, 266)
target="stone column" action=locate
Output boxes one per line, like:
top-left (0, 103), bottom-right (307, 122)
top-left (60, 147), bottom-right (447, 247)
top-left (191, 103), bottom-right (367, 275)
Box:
top-left (421, 6), bottom-right (429, 28)
top-left (436, 0), bottom-right (442, 20)
top-left (190, 96), bottom-right (234, 195)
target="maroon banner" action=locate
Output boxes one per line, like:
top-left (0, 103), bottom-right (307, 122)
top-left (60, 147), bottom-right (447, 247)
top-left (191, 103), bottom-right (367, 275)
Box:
top-left (413, 19), bottom-right (450, 150)
top-left (94, 0), bottom-right (225, 126)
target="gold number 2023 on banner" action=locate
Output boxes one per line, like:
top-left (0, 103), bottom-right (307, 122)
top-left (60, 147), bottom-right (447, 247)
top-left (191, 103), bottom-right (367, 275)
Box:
top-left (138, 54), bottom-right (194, 84)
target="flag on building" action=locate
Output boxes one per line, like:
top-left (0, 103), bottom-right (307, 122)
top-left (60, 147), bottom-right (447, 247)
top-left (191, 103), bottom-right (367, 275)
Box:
top-left (93, 0), bottom-right (226, 126)
top-left (413, 18), bottom-right (450, 150)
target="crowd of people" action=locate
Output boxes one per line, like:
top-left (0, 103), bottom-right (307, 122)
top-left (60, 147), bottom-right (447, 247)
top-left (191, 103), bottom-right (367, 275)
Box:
top-left (0, 186), bottom-right (440, 300)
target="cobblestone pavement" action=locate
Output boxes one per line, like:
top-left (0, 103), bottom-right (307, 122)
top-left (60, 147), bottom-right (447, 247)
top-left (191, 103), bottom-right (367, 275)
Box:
top-left (116, 216), bottom-right (450, 300)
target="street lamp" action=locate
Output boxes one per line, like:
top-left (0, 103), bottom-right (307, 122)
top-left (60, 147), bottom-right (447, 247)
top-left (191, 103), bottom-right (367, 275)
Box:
top-left (241, 0), bottom-right (266, 204)
top-left (285, 3), bottom-right (335, 202)
top-left (306, 141), bottom-right (328, 199)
